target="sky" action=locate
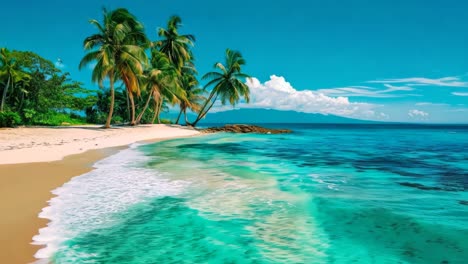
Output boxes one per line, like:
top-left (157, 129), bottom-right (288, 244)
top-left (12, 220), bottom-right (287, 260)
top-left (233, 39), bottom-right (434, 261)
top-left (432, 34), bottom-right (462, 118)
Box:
top-left (1, 0), bottom-right (468, 123)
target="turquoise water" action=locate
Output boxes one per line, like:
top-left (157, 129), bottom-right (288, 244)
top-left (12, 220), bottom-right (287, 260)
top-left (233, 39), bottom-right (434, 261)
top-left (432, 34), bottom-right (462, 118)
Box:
top-left (36, 125), bottom-right (468, 263)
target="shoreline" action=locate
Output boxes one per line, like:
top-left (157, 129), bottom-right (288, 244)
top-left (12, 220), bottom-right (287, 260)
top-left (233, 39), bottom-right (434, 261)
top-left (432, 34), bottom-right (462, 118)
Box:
top-left (0, 124), bottom-right (199, 165)
top-left (0, 125), bottom-right (200, 263)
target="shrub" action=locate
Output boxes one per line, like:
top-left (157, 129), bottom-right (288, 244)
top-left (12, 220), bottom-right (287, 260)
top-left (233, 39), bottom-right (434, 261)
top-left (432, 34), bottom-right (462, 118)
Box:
top-left (0, 111), bottom-right (22, 127)
top-left (160, 118), bottom-right (173, 124)
top-left (22, 108), bottom-right (37, 125)
top-left (112, 115), bottom-right (123, 125)
top-left (34, 111), bottom-right (87, 126)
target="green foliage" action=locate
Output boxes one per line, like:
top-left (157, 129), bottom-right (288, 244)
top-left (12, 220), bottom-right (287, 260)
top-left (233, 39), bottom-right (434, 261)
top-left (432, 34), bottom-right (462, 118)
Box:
top-left (85, 88), bottom-right (129, 125)
top-left (0, 48), bottom-right (31, 111)
top-left (22, 108), bottom-right (36, 124)
top-left (177, 65), bottom-right (205, 124)
top-left (156, 15), bottom-right (195, 71)
top-left (0, 110), bottom-right (22, 127)
top-left (112, 115), bottom-right (124, 125)
top-left (80, 7), bottom-right (150, 127)
top-left (33, 111), bottom-right (87, 126)
top-left (191, 49), bottom-right (250, 126)
top-left (1, 12), bottom-right (249, 128)
top-left (1, 48), bottom-right (95, 126)
top-left (160, 118), bottom-right (173, 124)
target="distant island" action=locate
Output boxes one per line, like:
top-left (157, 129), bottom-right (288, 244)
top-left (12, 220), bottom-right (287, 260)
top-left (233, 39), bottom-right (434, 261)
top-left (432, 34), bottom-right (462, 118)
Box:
top-left (198, 108), bottom-right (377, 124)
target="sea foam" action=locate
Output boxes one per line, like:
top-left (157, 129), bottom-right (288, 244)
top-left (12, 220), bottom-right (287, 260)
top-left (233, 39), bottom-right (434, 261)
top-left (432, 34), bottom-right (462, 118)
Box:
top-left (32, 144), bottom-right (188, 262)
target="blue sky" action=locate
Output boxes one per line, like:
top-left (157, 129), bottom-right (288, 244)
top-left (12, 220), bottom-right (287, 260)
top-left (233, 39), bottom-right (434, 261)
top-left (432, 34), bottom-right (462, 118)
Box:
top-left (1, 0), bottom-right (468, 123)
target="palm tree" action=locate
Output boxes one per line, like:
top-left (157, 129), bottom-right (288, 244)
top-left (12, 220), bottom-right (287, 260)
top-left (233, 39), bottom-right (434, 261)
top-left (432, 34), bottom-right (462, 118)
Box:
top-left (189, 49), bottom-right (250, 127)
top-left (156, 15), bottom-right (195, 71)
top-left (0, 48), bottom-right (30, 112)
top-left (79, 8), bottom-right (148, 128)
top-left (176, 68), bottom-right (205, 124)
top-left (135, 50), bottom-right (182, 124)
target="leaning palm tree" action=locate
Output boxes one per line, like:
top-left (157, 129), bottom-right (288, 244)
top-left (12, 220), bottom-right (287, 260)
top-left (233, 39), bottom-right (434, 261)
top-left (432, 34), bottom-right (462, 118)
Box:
top-left (155, 15), bottom-right (195, 71)
top-left (0, 48), bottom-right (30, 112)
top-left (189, 49), bottom-right (250, 127)
top-left (136, 50), bottom-right (184, 124)
top-left (79, 8), bottom-right (148, 128)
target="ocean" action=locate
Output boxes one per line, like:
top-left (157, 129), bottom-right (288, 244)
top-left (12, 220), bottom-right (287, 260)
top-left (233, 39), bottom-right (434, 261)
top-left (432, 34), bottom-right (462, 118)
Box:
top-left (33, 124), bottom-right (468, 263)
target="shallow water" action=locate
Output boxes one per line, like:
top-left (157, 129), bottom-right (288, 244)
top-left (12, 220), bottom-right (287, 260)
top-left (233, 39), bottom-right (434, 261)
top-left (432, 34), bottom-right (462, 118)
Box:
top-left (35, 124), bottom-right (468, 263)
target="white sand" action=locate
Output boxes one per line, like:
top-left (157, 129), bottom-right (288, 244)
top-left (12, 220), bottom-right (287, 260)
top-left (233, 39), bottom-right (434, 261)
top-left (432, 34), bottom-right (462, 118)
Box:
top-left (0, 124), bottom-right (200, 165)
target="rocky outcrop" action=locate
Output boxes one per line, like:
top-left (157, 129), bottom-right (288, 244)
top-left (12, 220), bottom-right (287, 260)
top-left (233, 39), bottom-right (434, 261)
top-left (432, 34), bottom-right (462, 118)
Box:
top-left (201, 124), bottom-right (292, 134)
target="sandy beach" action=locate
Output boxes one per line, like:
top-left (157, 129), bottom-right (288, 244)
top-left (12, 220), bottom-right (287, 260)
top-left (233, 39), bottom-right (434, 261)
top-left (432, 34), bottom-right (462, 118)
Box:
top-left (0, 124), bottom-right (200, 165)
top-left (0, 125), bottom-right (200, 263)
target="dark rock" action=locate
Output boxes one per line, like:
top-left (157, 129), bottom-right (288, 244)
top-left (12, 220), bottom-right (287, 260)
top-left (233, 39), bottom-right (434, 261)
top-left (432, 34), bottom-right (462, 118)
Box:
top-left (200, 124), bottom-right (292, 134)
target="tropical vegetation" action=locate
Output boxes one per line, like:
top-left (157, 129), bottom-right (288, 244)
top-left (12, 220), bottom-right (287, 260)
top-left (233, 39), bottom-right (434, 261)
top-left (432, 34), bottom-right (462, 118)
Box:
top-left (0, 7), bottom-right (250, 128)
top-left (0, 49), bottom-right (94, 127)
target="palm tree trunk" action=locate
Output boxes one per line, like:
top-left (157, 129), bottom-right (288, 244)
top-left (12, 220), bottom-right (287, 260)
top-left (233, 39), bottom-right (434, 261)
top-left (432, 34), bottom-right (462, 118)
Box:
top-left (136, 89), bottom-right (153, 124)
top-left (190, 91), bottom-right (218, 127)
top-left (0, 75), bottom-right (11, 112)
top-left (18, 90), bottom-right (25, 111)
top-left (191, 96), bottom-right (217, 127)
top-left (105, 73), bottom-right (115, 128)
top-left (184, 108), bottom-right (189, 125)
top-left (126, 89), bottom-right (130, 123)
top-left (175, 108), bottom-right (183, 124)
top-left (151, 99), bottom-right (160, 124)
top-left (156, 99), bottom-right (164, 124)
top-left (128, 91), bottom-right (136, 125)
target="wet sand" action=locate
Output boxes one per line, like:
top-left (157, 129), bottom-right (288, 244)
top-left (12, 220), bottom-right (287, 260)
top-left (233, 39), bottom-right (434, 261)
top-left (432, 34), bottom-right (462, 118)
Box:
top-left (0, 147), bottom-right (122, 264)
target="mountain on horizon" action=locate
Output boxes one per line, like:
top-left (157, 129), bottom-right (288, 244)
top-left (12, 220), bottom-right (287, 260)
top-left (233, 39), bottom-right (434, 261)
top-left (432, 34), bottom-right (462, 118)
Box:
top-left (196, 109), bottom-right (377, 124)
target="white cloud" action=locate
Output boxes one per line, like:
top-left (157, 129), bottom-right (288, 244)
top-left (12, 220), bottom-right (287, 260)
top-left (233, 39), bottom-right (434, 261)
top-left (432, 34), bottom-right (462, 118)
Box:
top-left (408, 109), bottom-right (429, 118)
top-left (368, 76), bottom-right (468, 87)
top-left (317, 86), bottom-right (396, 98)
top-left (383, 84), bottom-right (414, 91)
top-left (446, 108), bottom-right (468, 112)
top-left (317, 83), bottom-right (416, 98)
top-left (380, 112), bottom-right (389, 119)
top-left (214, 75), bottom-right (387, 120)
top-left (415, 102), bottom-right (449, 106)
top-left (452, 92), bottom-right (468, 96)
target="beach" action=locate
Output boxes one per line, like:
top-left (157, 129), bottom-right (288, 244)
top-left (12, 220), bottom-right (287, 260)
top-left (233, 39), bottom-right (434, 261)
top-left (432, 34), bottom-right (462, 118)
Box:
top-left (0, 125), bottom-right (200, 263)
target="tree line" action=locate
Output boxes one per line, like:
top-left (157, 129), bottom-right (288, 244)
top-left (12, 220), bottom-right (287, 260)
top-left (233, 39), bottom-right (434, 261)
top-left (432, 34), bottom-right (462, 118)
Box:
top-left (0, 8), bottom-right (250, 128)
top-left (0, 48), bottom-right (95, 127)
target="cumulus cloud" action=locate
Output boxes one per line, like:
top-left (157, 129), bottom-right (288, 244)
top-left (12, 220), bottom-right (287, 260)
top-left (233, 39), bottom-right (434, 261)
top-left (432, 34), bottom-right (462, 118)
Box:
top-left (408, 109), bottom-right (429, 118)
top-left (213, 75), bottom-right (387, 119)
top-left (368, 76), bottom-right (468, 87)
top-left (452, 92), bottom-right (468, 96)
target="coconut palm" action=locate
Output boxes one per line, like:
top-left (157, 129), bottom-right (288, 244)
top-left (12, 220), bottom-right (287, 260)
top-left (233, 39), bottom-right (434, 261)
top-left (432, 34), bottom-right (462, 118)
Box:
top-left (79, 8), bottom-right (148, 128)
top-left (0, 48), bottom-right (30, 112)
top-left (155, 15), bottom-right (195, 71)
top-left (176, 69), bottom-right (205, 124)
top-left (190, 49), bottom-right (250, 126)
top-left (136, 50), bottom-right (184, 124)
